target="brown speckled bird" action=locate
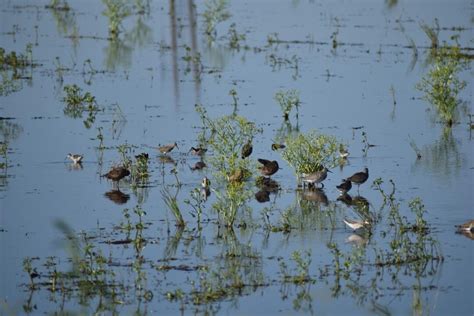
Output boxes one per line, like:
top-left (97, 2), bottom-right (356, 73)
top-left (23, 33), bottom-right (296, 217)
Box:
top-left (102, 166), bottom-right (130, 188)
top-left (258, 159), bottom-right (279, 177)
top-left (158, 142), bottom-right (178, 154)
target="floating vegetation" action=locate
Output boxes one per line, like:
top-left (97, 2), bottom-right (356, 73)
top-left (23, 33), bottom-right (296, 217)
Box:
top-left (0, 45), bottom-right (34, 96)
top-left (281, 130), bottom-right (342, 176)
top-left (203, 0), bottom-right (231, 41)
top-left (416, 45), bottom-right (468, 126)
top-left (274, 89), bottom-right (301, 121)
top-left (62, 84), bottom-right (101, 128)
top-left (279, 251), bottom-right (314, 284)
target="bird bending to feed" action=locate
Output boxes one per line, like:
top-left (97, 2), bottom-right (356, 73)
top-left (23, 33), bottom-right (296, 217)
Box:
top-left (336, 178), bottom-right (352, 193)
top-left (102, 166), bottom-right (130, 187)
top-left (189, 146), bottom-right (207, 156)
top-left (67, 153), bottom-right (83, 164)
top-left (455, 220), bottom-right (474, 232)
top-left (258, 159), bottom-right (279, 177)
top-left (241, 140), bottom-right (253, 159)
top-left (339, 144), bottom-right (349, 159)
top-left (158, 142), bottom-right (178, 154)
top-left (271, 143), bottom-right (286, 151)
top-left (301, 167), bottom-right (331, 188)
top-left (347, 167), bottom-right (369, 191)
top-left (343, 218), bottom-right (370, 231)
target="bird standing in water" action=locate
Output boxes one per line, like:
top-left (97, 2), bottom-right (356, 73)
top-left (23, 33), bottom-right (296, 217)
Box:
top-left (343, 218), bottom-right (370, 231)
top-left (336, 178), bottom-right (352, 193)
top-left (258, 159), bottom-right (279, 177)
top-left (67, 153), bottom-right (83, 164)
top-left (301, 167), bottom-right (331, 188)
top-left (102, 166), bottom-right (130, 188)
top-left (347, 168), bottom-right (369, 192)
top-left (158, 142), bottom-right (178, 154)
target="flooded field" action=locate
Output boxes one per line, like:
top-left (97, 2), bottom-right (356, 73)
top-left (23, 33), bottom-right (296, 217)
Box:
top-left (0, 0), bottom-right (472, 314)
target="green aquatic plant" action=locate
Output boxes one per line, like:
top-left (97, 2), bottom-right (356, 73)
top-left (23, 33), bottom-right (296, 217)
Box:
top-left (102, 0), bottom-right (131, 38)
top-left (227, 23), bottom-right (245, 49)
top-left (203, 0), bottom-right (231, 40)
top-left (281, 130), bottom-right (342, 175)
top-left (274, 89), bottom-right (301, 121)
top-left (162, 187), bottom-right (185, 227)
top-left (279, 250), bottom-right (314, 284)
top-left (416, 45), bottom-right (468, 126)
top-left (62, 84), bottom-right (100, 125)
top-left (420, 19), bottom-right (439, 50)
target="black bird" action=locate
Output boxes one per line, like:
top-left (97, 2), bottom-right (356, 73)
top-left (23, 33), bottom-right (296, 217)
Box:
top-left (241, 140), bottom-right (253, 159)
top-left (255, 190), bottom-right (270, 203)
top-left (258, 159), bottom-right (279, 177)
top-left (336, 178), bottom-right (352, 193)
top-left (347, 168), bottom-right (369, 192)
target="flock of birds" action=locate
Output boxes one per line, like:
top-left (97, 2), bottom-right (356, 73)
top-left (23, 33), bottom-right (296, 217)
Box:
top-left (66, 140), bottom-right (473, 236)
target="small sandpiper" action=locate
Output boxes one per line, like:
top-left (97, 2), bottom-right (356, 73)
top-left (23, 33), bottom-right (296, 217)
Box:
top-left (200, 177), bottom-right (211, 201)
top-left (339, 144), bottom-right (349, 159)
top-left (455, 220), bottom-right (474, 233)
top-left (158, 142), bottom-right (178, 154)
top-left (343, 218), bottom-right (370, 231)
top-left (67, 153), bottom-right (83, 164)
top-left (336, 178), bottom-right (352, 193)
top-left (189, 146), bottom-right (207, 156)
top-left (301, 167), bottom-right (331, 189)
top-left (258, 159), bottom-right (280, 177)
top-left (241, 140), bottom-right (253, 159)
top-left (347, 167), bottom-right (369, 192)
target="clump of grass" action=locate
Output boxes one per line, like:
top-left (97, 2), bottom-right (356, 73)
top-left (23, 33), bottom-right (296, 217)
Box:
top-left (279, 250), bottom-right (314, 284)
top-left (102, 0), bottom-right (131, 39)
top-left (416, 45), bottom-right (468, 126)
top-left (162, 187), bottom-right (185, 227)
top-left (281, 130), bottom-right (342, 175)
top-left (62, 84), bottom-right (100, 123)
top-left (274, 89), bottom-right (301, 121)
top-left (203, 0), bottom-right (231, 41)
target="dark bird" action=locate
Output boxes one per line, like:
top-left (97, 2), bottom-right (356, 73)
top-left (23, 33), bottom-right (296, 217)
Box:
top-left (158, 142), bottom-right (178, 154)
top-left (255, 190), bottom-right (270, 203)
top-left (190, 161), bottom-right (206, 171)
top-left (271, 143), bottom-right (286, 151)
top-left (189, 146), bottom-right (207, 156)
top-left (336, 178), bottom-right (352, 193)
top-left (241, 140), bottom-right (253, 159)
top-left (102, 166), bottom-right (130, 188)
top-left (301, 167), bottom-right (331, 188)
top-left (347, 167), bottom-right (369, 192)
top-left (256, 176), bottom-right (280, 192)
top-left (258, 159), bottom-right (279, 177)
top-left (135, 153), bottom-right (149, 161)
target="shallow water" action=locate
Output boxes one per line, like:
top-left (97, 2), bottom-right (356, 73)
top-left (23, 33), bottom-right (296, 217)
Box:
top-left (0, 0), bottom-right (473, 315)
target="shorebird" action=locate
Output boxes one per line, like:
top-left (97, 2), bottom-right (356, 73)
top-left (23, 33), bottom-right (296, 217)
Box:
top-left (301, 167), bottom-right (331, 188)
top-left (339, 144), bottom-right (349, 159)
top-left (228, 168), bottom-right (245, 183)
top-left (336, 178), bottom-right (352, 193)
top-left (189, 146), bottom-right (207, 156)
top-left (455, 220), bottom-right (474, 232)
top-left (67, 153), bottom-right (83, 164)
top-left (102, 166), bottom-right (130, 188)
top-left (343, 218), bottom-right (370, 231)
top-left (158, 142), bottom-right (178, 154)
top-left (200, 177), bottom-right (211, 201)
top-left (241, 140), bottom-right (253, 159)
top-left (258, 159), bottom-right (280, 177)
top-left (271, 143), bottom-right (286, 151)
top-left (347, 168), bottom-right (369, 192)
top-left (255, 190), bottom-right (270, 203)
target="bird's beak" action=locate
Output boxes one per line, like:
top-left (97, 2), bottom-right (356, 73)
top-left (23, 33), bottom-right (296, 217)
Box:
top-left (327, 169), bottom-right (333, 173)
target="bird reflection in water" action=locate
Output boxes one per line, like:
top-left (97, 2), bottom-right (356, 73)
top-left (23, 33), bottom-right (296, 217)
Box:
top-left (300, 188), bottom-right (328, 206)
top-left (104, 189), bottom-right (130, 205)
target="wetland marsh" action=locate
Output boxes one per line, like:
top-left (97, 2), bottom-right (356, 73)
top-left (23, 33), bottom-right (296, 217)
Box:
top-left (0, 0), bottom-right (473, 315)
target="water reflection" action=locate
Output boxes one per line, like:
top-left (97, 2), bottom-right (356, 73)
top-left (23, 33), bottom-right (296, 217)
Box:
top-left (412, 127), bottom-right (463, 177)
top-left (299, 188), bottom-right (328, 206)
top-left (66, 161), bottom-right (83, 171)
top-left (104, 189), bottom-right (130, 205)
